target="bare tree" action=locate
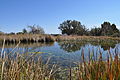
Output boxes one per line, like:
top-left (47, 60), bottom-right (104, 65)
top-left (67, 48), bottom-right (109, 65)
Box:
top-left (28, 25), bottom-right (45, 34)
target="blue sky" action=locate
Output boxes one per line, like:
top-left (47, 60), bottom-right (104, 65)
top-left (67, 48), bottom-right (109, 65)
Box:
top-left (0, 0), bottom-right (120, 34)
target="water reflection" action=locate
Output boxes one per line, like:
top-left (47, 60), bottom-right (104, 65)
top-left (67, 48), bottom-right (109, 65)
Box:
top-left (0, 41), bottom-right (120, 80)
top-left (91, 42), bottom-right (117, 50)
top-left (58, 41), bottom-right (86, 53)
top-left (0, 42), bottom-right (54, 48)
top-left (0, 41), bottom-right (120, 67)
top-left (0, 42), bottom-right (54, 57)
top-left (58, 41), bottom-right (117, 52)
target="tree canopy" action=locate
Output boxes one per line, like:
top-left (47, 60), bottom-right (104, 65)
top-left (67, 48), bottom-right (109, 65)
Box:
top-left (90, 22), bottom-right (120, 36)
top-left (22, 28), bottom-right (27, 34)
top-left (101, 22), bottom-right (119, 36)
top-left (58, 20), bottom-right (120, 37)
top-left (58, 20), bottom-right (88, 35)
top-left (28, 25), bottom-right (45, 34)
top-left (90, 27), bottom-right (101, 36)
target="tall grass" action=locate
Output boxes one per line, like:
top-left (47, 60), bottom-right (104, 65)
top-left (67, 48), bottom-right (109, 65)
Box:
top-left (56, 35), bottom-right (120, 42)
top-left (0, 41), bottom-right (58, 80)
top-left (0, 34), bottom-right (55, 45)
top-left (0, 38), bottom-right (120, 79)
top-left (69, 48), bottom-right (120, 80)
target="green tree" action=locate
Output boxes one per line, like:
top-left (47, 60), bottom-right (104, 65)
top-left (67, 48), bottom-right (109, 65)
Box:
top-left (58, 20), bottom-right (87, 35)
top-left (101, 22), bottom-right (119, 36)
top-left (111, 24), bottom-right (119, 33)
top-left (28, 25), bottom-right (45, 34)
top-left (22, 28), bottom-right (27, 34)
top-left (9, 32), bottom-right (15, 35)
top-left (90, 27), bottom-right (101, 36)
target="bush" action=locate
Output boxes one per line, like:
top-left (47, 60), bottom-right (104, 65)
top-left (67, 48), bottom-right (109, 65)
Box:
top-left (111, 32), bottom-right (120, 37)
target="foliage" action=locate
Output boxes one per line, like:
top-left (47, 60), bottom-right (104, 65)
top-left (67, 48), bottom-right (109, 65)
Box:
top-left (28, 25), bottom-right (45, 34)
top-left (58, 20), bottom-right (88, 35)
top-left (90, 22), bottom-right (120, 36)
top-left (101, 22), bottom-right (119, 36)
top-left (111, 32), bottom-right (120, 37)
top-left (58, 20), bottom-right (120, 37)
top-left (16, 32), bottom-right (23, 34)
top-left (90, 27), bottom-right (101, 36)
top-left (9, 32), bottom-right (15, 35)
top-left (22, 28), bottom-right (27, 34)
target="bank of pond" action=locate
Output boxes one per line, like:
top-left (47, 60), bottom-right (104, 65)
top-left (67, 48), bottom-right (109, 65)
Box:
top-left (0, 34), bottom-right (120, 45)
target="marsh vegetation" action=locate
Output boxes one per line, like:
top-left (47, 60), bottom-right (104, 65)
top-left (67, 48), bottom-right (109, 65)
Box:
top-left (0, 39), bottom-right (120, 80)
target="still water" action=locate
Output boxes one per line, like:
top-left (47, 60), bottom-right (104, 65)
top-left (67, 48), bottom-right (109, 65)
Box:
top-left (1, 41), bottom-right (120, 67)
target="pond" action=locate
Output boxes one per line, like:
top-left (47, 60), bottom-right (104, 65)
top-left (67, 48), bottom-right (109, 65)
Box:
top-left (1, 41), bottom-right (120, 68)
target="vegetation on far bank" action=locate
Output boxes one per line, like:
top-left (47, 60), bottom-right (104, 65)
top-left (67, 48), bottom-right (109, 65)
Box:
top-left (0, 20), bottom-right (120, 37)
top-left (56, 35), bottom-right (120, 42)
top-left (58, 20), bottom-right (120, 37)
top-left (0, 33), bottom-right (120, 45)
top-left (0, 34), bottom-right (55, 45)
top-left (0, 34), bottom-right (120, 45)
top-left (0, 20), bottom-right (120, 45)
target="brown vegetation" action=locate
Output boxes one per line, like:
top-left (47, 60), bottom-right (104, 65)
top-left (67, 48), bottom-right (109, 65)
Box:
top-left (0, 34), bottom-right (55, 45)
top-left (0, 34), bottom-right (120, 45)
top-left (0, 37), bottom-right (120, 79)
top-left (70, 48), bottom-right (120, 80)
top-left (56, 35), bottom-right (120, 42)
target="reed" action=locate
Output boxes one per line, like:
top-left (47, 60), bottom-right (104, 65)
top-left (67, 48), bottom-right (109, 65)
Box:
top-left (0, 45), bottom-right (120, 80)
top-left (0, 34), bottom-right (55, 45)
top-left (0, 36), bottom-right (120, 79)
top-left (0, 41), bottom-right (58, 80)
top-left (70, 48), bottom-right (120, 80)
top-left (56, 35), bottom-right (120, 42)
top-left (0, 34), bottom-right (120, 45)
top-left (0, 42), bottom-right (54, 48)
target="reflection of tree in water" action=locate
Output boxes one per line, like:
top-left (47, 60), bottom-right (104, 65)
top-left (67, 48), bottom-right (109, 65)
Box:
top-left (90, 41), bottom-right (117, 50)
top-left (58, 41), bottom-right (86, 53)
top-left (101, 44), bottom-right (115, 50)
top-left (58, 41), bottom-right (118, 52)
top-left (0, 42), bottom-right (54, 48)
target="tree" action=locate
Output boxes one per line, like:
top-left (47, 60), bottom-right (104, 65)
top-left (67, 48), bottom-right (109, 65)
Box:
top-left (58, 20), bottom-right (87, 35)
top-left (101, 22), bottom-right (119, 36)
top-left (9, 32), bottom-right (15, 35)
top-left (28, 25), bottom-right (45, 34)
top-left (111, 24), bottom-right (119, 33)
top-left (16, 32), bottom-right (23, 34)
top-left (22, 28), bottom-right (27, 34)
top-left (90, 27), bottom-right (101, 36)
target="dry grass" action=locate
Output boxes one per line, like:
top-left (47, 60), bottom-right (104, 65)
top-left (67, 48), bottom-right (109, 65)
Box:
top-left (56, 35), bottom-right (120, 42)
top-left (0, 34), bottom-right (55, 45)
top-left (0, 34), bottom-right (120, 45)
top-left (0, 36), bottom-right (120, 79)
top-left (69, 48), bottom-right (120, 80)
top-left (0, 45), bottom-right (120, 80)
top-left (0, 41), bottom-right (58, 80)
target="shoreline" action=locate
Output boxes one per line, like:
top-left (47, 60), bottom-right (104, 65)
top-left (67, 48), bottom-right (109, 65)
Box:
top-left (0, 34), bottom-right (120, 44)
